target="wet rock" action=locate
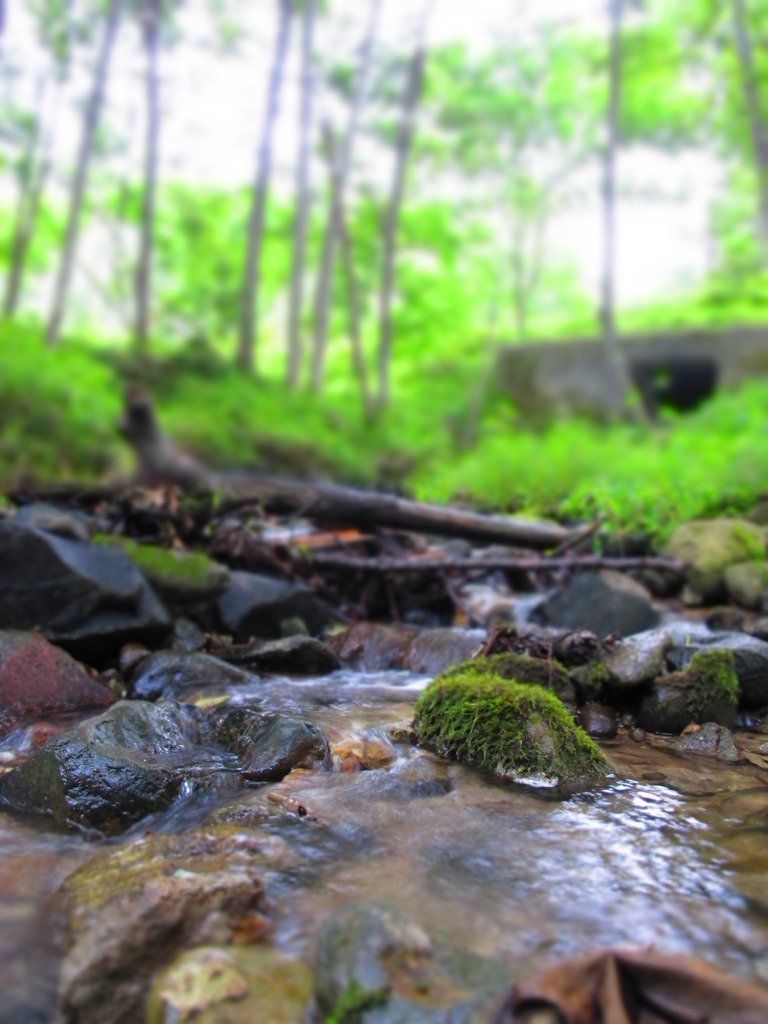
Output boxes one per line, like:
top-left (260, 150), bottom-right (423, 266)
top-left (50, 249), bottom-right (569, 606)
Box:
top-left (118, 641), bottom-right (150, 677)
top-left (578, 702), bottom-right (618, 739)
top-left (211, 634), bottom-right (341, 676)
top-left (662, 518), bottom-right (767, 601)
top-left (0, 522), bottom-right (170, 654)
top-left (638, 650), bottom-right (738, 735)
top-left (0, 630), bottom-right (113, 737)
top-left (601, 629), bottom-right (672, 690)
top-left (326, 622), bottom-right (421, 671)
top-left (92, 535), bottom-right (230, 609)
top-left (56, 828), bottom-right (273, 1024)
top-left (130, 652), bottom-right (255, 700)
top-left (0, 700), bottom-right (205, 832)
top-left (706, 607), bottom-right (747, 632)
top-left (314, 900), bottom-right (512, 1023)
top-left (667, 632), bottom-right (768, 709)
top-left (440, 653), bottom-right (576, 707)
top-left (147, 946), bottom-right (313, 1024)
top-left (218, 571), bottom-right (328, 640)
top-left (12, 502), bottom-right (91, 542)
top-left (394, 628), bottom-right (485, 676)
top-left (414, 667), bottom-right (608, 793)
top-left (675, 722), bottom-right (741, 762)
top-left (207, 705), bottom-right (331, 781)
top-left (532, 570), bottom-right (659, 637)
top-left (748, 616), bottom-right (768, 642)
top-left (0, 699), bottom-right (330, 833)
top-left (724, 560), bottom-right (768, 610)
top-left (330, 731), bottom-right (397, 772)
top-left (171, 617), bottom-right (207, 652)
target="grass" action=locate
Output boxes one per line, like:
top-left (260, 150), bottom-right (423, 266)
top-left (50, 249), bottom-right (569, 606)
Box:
top-left (1, 319), bottom-right (767, 540)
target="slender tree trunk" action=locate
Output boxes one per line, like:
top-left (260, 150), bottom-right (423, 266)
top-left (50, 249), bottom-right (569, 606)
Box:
top-left (320, 121), bottom-right (372, 415)
top-left (3, 74), bottom-right (49, 317)
top-left (374, 0), bottom-right (433, 412)
top-left (731, 0), bottom-right (768, 256)
top-left (599, 0), bottom-right (634, 414)
top-left (310, 0), bottom-right (381, 393)
top-left (135, 0), bottom-right (161, 350)
top-left (237, 0), bottom-right (292, 373)
top-left (44, 0), bottom-right (123, 346)
top-left (286, 0), bottom-right (316, 388)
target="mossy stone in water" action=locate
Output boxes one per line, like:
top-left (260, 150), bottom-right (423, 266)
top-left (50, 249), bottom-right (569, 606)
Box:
top-left (440, 653), bottom-right (575, 706)
top-left (638, 649), bottom-right (739, 734)
top-left (414, 670), bottom-right (608, 792)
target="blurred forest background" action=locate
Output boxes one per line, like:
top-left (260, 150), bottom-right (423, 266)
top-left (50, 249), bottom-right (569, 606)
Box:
top-left (2, 0), bottom-right (768, 534)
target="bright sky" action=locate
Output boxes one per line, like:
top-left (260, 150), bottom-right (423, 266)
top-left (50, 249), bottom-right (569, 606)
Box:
top-left (4, 0), bottom-right (720, 310)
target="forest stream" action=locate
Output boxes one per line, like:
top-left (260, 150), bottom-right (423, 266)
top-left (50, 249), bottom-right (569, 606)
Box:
top-left (2, 665), bottom-right (768, 1023)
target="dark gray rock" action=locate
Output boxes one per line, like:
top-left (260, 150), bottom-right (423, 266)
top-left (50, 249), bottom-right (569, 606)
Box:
top-left (212, 634), bottom-right (341, 676)
top-left (394, 628), bottom-right (485, 676)
top-left (578, 702), bottom-right (618, 739)
top-left (638, 650), bottom-right (738, 735)
top-left (206, 705), bottom-right (330, 781)
top-left (667, 631), bottom-right (768, 709)
top-left (675, 722), bottom-right (741, 762)
top-left (0, 522), bottom-right (170, 654)
top-left (0, 698), bottom-right (330, 833)
top-left (533, 571), bottom-right (659, 637)
top-left (218, 571), bottom-right (328, 640)
top-left (130, 652), bottom-right (255, 700)
top-left (13, 502), bottom-right (91, 542)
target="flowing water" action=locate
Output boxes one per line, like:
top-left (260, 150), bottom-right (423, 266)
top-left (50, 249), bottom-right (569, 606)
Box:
top-left (2, 668), bottom-right (768, 1020)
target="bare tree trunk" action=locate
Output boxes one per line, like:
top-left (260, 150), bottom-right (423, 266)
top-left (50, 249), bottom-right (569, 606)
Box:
top-left (310, 0), bottom-right (381, 393)
top-left (3, 74), bottom-right (50, 317)
top-left (286, 0), bottom-right (316, 388)
top-left (375, 0), bottom-right (433, 411)
top-left (44, 0), bottom-right (123, 346)
top-left (599, 0), bottom-right (634, 415)
top-left (731, 0), bottom-right (768, 257)
top-left (237, 0), bottom-right (292, 373)
top-left (135, 0), bottom-right (161, 350)
top-left (320, 121), bottom-right (373, 415)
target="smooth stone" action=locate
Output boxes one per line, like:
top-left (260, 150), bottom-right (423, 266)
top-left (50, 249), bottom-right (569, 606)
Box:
top-left (326, 622), bottom-right (421, 671)
top-left (394, 627), bottom-right (485, 676)
top-left (56, 828), bottom-right (273, 1024)
top-left (130, 652), bottom-right (255, 700)
top-left (0, 630), bottom-right (113, 737)
top-left (578, 702), bottom-right (618, 739)
top-left (602, 629), bottom-right (672, 689)
top-left (218, 571), bottom-right (328, 640)
top-left (12, 502), bottom-right (91, 542)
top-left (724, 561), bottom-right (768, 610)
top-left (532, 570), bottom-right (660, 637)
top-left (662, 518), bottom-right (767, 601)
top-left (211, 634), bottom-right (341, 676)
top-left (675, 722), bottom-right (741, 762)
top-left (0, 522), bottom-right (170, 655)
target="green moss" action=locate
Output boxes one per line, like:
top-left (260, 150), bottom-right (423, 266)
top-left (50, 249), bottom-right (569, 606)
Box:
top-left (325, 980), bottom-right (387, 1024)
top-left (441, 653), bottom-right (573, 703)
top-left (414, 670), bottom-right (608, 786)
top-left (92, 534), bottom-right (229, 597)
top-left (685, 649), bottom-right (739, 720)
top-left (731, 522), bottom-right (767, 562)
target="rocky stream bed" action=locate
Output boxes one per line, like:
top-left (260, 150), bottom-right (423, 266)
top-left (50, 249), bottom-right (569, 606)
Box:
top-left (2, 499), bottom-right (768, 1023)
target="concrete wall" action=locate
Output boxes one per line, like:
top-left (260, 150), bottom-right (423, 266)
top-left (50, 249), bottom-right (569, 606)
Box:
top-left (494, 327), bottom-right (768, 419)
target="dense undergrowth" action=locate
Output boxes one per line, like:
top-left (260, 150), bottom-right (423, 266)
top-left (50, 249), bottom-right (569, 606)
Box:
top-left (1, 319), bottom-right (767, 540)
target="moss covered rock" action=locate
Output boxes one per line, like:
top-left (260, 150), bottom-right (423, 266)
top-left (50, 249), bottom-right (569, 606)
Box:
top-left (93, 535), bottom-right (230, 606)
top-left (440, 653), bottom-right (575, 707)
top-left (414, 669), bottom-right (608, 793)
top-left (662, 518), bottom-right (767, 601)
top-left (638, 649), bottom-right (739, 734)
top-left (723, 560), bottom-right (768, 610)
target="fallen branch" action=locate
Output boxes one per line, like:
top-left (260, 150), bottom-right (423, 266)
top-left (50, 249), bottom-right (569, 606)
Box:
top-left (300, 552), bottom-right (685, 574)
